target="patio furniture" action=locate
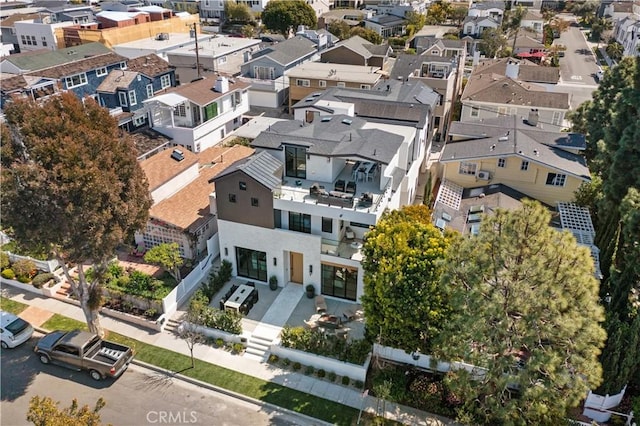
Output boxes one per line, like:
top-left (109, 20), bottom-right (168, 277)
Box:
top-left (318, 313), bottom-right (342, 329)
top-left (346, 181), bottom-right (357, 194)
top-left (315, 295), bottom-right (328, 313)
top-left (250, 289), bottom-right (259, 303)
top-left (358, 192), bottom-right (373, 208)
top-left (304, 319), bottom-right (318, 330)
top-left (131, 244), bottom-right (146, 257)
top-left (224, 284), bottom-right (254, 314)
top-left (351, 161), bottom-right (361, 180)
top-left (345, 227), bottom-right (355, 240)
top-left (246, 281), bottom-right (255, 287)
top-left (334, 179), bottom-right (346, 192)
top-left (343, 307), bottom-right (357, 322)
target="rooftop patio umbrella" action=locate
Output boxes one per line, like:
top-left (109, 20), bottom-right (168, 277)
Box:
top-left (516, 52), bottom-right (532, 57)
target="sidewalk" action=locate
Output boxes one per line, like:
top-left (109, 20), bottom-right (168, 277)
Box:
top-left (4, 287), bottom-right (455, 426)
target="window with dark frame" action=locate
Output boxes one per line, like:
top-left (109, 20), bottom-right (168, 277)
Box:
top-left (321, 264), bottom-right (357, 301)
top-left (251, 197), bottom-right (259, 207)
top-left (239, 181), bottom-right (247, 190)
top-left (322, 217), bottom-right (332, 233)
top-left (229, 193), bottom-right (237, 203)
top-left (289, 212), bottom-right (311, 233)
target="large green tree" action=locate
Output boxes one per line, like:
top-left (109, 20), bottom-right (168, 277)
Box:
top-left (144, 242), bottom-right (183, 281)
top-left (27, 396), bottom-right (106, 426)
top-left (361, 205), bottom-right (450, 353)
top-left (224, 0), bottom-right (253, 23)
top-left (261, 0), bottom-right (316, 37)
top-left (434, 200), bottom-right (606, 425)
top-left (1, 93), bottom-right (151, 336)
top-left (479, 28), bottom-right (507, 58)
top-left (349, 27), bottom-right (383, 45)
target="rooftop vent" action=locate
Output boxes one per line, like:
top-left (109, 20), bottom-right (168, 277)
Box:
top-left (342, 118), bottom-right (353, 125)
top-left (171, 149), bottom-right (184, 162)
top-left (321, 116), bottom-right (332, 122)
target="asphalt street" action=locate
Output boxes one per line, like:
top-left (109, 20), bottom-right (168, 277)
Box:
top-left (1, 333), bottom-right (313, 426)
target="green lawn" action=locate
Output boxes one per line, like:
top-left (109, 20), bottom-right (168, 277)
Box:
top-left (40, 314), bottom-right (360, 425)
top-left (0, 296), bottom-right (28, 315)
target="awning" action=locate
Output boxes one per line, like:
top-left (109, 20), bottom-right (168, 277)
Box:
top-left (516, 52), bottom-right (532, 57)
top-left (530, 51), bottom-right (545, 58)
top-left (144, 92), bottom-right (187, 107)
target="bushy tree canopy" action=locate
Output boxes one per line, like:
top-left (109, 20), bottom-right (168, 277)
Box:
top-left (1, 93), bottom-right (151, 335)
top-left (361, 205), bottom-right (450, 353)
top-left (261, 0), bottom-right (316, 36)
top-left (349, 27), bottom-right (383, 45)
top-left (144, 242), bottom-right (183, 281)
top-left (27, 396), bottom-right (106, 426)
top-left (435, 201), bottom-right (606, 425)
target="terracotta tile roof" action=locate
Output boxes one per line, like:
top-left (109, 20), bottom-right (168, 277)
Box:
top-left (140, 147), bottom-right (198, 192)
top-left (33, 52), bottom-right (127, 79)
top-left (126, 54), bottom-right (174, 78)
top-left (163, 76), bottom-right (249, 106)
top-left (149, 145), bottom-right (254, 231)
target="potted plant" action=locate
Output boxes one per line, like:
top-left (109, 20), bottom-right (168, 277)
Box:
top-left (269, 275), bottom-right (278, 291)
top-left (305, 284), bottom-right (315, 299)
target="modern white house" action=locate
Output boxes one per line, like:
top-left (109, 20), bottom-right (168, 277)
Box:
top-left (613, 14), bottom-right (640, 58)
top-left (143, 75), bottom-right (250, 153)
top-left (212, 113), bottom-right (424, 302)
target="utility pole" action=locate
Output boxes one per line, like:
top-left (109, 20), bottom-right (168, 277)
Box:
top-left (189, 22), bottom-right (202, 80)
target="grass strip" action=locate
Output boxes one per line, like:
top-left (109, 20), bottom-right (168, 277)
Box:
top-left (0, 296), bottom-right (28, 315)
top-left (41, 314), bottom-right (360, 425)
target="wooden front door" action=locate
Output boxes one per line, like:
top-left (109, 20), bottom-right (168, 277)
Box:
top-left (290, 252), bottom-right (303, 284)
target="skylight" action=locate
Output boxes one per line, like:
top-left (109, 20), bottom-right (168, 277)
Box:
top-left (342, 118), bottom-right (353, 125)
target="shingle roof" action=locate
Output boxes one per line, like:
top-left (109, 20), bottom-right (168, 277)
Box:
top-left (96, 69), bottom-right (138, 93)
top-left (160, 76), bottom-right (249, 106)
top-left (0, 13), bottom-right (41, 26)
top-left (2, 42), bottom-right (113, 73)
top-left (331, 35), bottom-right (373, 58)
top-left (253, 35), bottom-right (317, 66)
top-left (472, 58), bottom-right (559, 84)
top-left (213, 150), bottom-right (282, 190)
top-left (471, 1), bottom-right (505, 10)
top-left (250, 115), bottom-right (404, 164)
top-left (462, 75), bottom-right (569, 109)
top-left (126, 54), bottom-right (174, 78)
top-left (442, 116), bottom-right (589, 179)
top-left (34, 52), bottom-right (127, 79)
top-left (512, 34), bottom-right (545, 49)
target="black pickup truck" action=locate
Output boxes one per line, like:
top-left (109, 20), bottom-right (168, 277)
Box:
top-left (35, 330), bottom-right (133, 381)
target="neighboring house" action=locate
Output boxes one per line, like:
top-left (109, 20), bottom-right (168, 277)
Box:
top-left (364, 14), bottom-right (407, 38)
top-left (511, 34), bottom-right (546, 56)
top-left (366, 2), bottom-right (426, 17)
top-left (467, 1), bottom-right (505, 22)
top-left (13, 19), bottom-right (74, 53)
top-left (198, 0), bottom-right (225, 21)
top-left (213, 114), bottom-right (421, 301)
top-left (136, 142), bottom-right (254, 260)
top-left (100, 0), bottom-right (146, 12)
top-left (239, 35), bottom-right (318, 108)
top-left (285, 62), bottom-right (383, 111)
top-left (144, 75), bottom-right (250, 153)
top-left (295, 26), bottom-right (334, 51)
top-left (37, 3), bottom-right (95, 24)
top-left (291, 78), bottom-right (439, 178)
top-left (320, 35), bottom-right (392, 70)
top-left (613, 14), bottom-right (640, 57)
top-left (603, 0), bottom-right (639, 21)
top-left (462, 15), bottom-right (500, 37)
top-left (0, 13), bottom-right (44, 54)
top-left (96, 53), bottom-right (176, 130)
top-left (113, 32), bottom-right (216, 60)
top-left (461, 58), bottom-right (568, 128)
top-left (439, 115), bottom-right (589, 206)
top-left (146, 0), bottom-right (200, 14)
top-left (0, 74), bottom-right (60, 108)
top-left (412, 35), bottom-right (467, 57)
top-left (165, 35), bottom-right (261, 82)
top-left (390, 50), bottom-right (463, 137)
top-left (520, 9), bottom-right (544, 33)
top-left (0, 41), bottom-right (113, 74)
top-left (318, 8), bottom-right (370, 30)
top-left (96, 11), bottom-right (152, 28)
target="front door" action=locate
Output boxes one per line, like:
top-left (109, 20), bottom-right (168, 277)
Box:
top-left (290, 252), bottom-right (303, 284)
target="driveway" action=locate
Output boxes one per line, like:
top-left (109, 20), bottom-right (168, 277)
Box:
top-left (1, 334), bottom-right (311, 426)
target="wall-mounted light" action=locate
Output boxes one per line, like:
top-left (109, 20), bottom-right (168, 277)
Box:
top-left (309, 265), bottom-right (313, 275)
top-left (411, 351), bottom-right (420, 361)
top-left (273, 257), bottom-right (277, 266)
top-left (224, 247), bottom-right (228, 256)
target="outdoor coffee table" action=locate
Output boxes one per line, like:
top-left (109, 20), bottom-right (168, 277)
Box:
top-left (224, 284), bottom-right (253, 313)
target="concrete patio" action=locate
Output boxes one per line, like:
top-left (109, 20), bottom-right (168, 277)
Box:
top-left (285, 294), bottom-right (365, 341)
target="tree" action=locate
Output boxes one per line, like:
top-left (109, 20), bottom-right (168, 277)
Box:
top-left (349, 27), bottom-right (383, 45)
top-left (479, 28), bottom-right (507, 58)
top-left (425, 1), bottom-right (451, 25)
top-left (434, 200), bottom-right (606, 425)
top-left (1, 93), bottom-right (151, 337)
top-left (568, 0), bottom-right (598, 25)
top-left (27, 396), bottom-right (106, 426)
top-left (606, 41), bottom-right (624, 61)
top-left (143, 242), bottom-right (183, 282)
top-left (261, 0), bottom-right (316, 37)
top-left (449, 6), bottom-right (467, 27)
top-left (326, 20), bottom-right (351, 40)
top-left (224, 0), bottom-right (253, 23)
top-left (549, 17), bottom-right (570, 36)
top-left (405, 11), bottom-right (426, 37)
top-left (361, 205), bottom-right (450, 353)
top-left (180, 290), bottom-right (207, 369)
top-left (590, 17), bottom-right (612, 42)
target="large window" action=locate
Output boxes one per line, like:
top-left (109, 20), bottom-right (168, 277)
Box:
top-left (458, 162), bottom-right (477, 175)
top-left (65, 73), bottom-right (88, 89)
top-left (289, 212), bottom-right (311, 233)
top-left (322, 217), bottom-right (333, 233)
top-left (285, 145), bottom-right (306, 179)
top-left (321, 264), bottom-right (357, 301)
top-left (236, 247), bottom-right (267, 282)
top-left (160, 74), bottom-right (171, 89)
top-left (545, 173), bottom-right (566, 186)
top-left (119, 92), bottom-right (128, 106)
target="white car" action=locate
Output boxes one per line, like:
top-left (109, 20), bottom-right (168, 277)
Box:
top-left (1, 311), bottom-right (34, 349)
top-left (596, 68), bottom-right (604, 82)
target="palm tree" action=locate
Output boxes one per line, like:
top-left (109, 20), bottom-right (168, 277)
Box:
top-left (591, 17), bottom-right (613, 42)
top-left (606, 41), bottom-right (624, 61)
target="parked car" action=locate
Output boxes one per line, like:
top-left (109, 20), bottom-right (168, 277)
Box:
top-left (0, 310), bottom-right (34, 349)
top-left (596, 68), bottom-right (604, 82)
top-left (35, 329), bottom-right (133, 381)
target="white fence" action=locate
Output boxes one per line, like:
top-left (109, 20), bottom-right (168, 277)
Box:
top-left (582, 385), bottom-right (627, 423)
top-left (6, 252), bottom-right (59, 273)
top-left (270, 345), bottom-right (371, 383)
top-left (161, 253), bottom-right (214, 319)
top-left (373, 343), bottom-right (487, 379)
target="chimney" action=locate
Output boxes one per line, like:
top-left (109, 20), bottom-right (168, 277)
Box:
top-left (505, 59), bottom-right (519, 79)
top-left (214, 76), bottom-right (229, 93)
top-left (528, 109), bottom-right (539, 126)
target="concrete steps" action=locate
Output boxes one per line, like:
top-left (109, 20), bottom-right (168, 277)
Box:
top-left (245, 333), bottom-right (273, 360)
top-left (55, 283), bottom-right (72, 298)
top-left (164, 317), bottom-right (182, 335)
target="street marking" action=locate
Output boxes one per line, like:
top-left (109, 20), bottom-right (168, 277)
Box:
top-left (571, 75), bottom-right (583, 80)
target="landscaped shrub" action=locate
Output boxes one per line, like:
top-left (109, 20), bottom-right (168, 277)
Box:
top-left (188, 292), bottom-right (242, 334)
top-left (341, 376), bottom-right (350, 386)
top-left (232, 343), bottom-right (244, 354)
top-left (12, 259), bottom-right (36, 281)
top-left (268, 354), bottom-right (279, 364)
top-left (316, 369), bottom-right (326, 378)
top-left (279, 326), bottom-right (372, 364)
top-left (282, 358), bottom-right (290, 366)
top-left (304, 365), bottom-right (314, 375)
top-left (327, 371), bottom-right (337, 382)
top-left (0, 252), bottom-right (9, 269)
top-left (202, 260), bottom-right (232, 302)
top-left (32, 272), bottom-right (55, 288)
top-left (292, 362), bottom-right (301, 371)
top-left (355, 380), bottom-right (364, 389)
top-left (215, 338), bottom-right (224, 347)
top-left (97, 262), bottom-right (176, 300)
top-left (0, 268), bottom-right (14, 280)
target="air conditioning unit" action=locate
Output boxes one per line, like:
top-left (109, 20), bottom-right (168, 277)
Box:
top-left (477, 171), bottom-right (490, 180)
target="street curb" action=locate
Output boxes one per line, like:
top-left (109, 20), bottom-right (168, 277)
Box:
top-left (32, 325), bottom-right (332, 425)
top-left (130, 359), bottom-right (335, 426)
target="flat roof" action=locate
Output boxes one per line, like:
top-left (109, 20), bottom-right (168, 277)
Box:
top-left (166, 35), bottom-right (261, 59)
top-left (285, 62), bottom-right (381, 84)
